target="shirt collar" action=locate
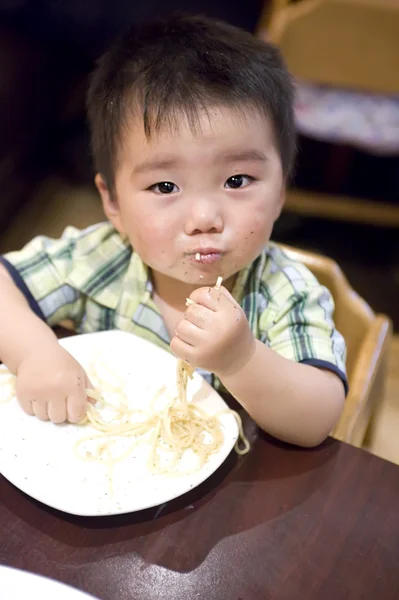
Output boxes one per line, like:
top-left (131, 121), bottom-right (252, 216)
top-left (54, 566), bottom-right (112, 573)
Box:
top-left (67, 228), bottom-right (148, 310)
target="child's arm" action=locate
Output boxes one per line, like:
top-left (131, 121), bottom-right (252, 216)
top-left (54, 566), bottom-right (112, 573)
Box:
top-left (0, 264), bottom-right (58, 372)
top-left (219, 341), bottom-right (344, 447)
top-left (0, 264), bottom-right (91, 423)
top-left (171, 285), bottom-right (345, 448)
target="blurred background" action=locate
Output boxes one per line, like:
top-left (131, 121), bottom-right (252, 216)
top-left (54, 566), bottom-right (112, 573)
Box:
top-left (0, 0), bottom-right (398, 459)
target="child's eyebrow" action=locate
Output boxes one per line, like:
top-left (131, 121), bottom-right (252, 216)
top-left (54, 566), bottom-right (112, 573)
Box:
top-left (221, 150), bottom-right (267, 164)
top-left (132, 149), bottom-right (267, 176)
top-left (133, 157), bottom-right (180, 175)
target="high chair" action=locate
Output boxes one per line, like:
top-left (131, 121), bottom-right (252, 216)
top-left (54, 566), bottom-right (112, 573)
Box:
top-left (279, 243), bottom-right (392, 447)
top-left (258, 0), bottom-right (399, 227)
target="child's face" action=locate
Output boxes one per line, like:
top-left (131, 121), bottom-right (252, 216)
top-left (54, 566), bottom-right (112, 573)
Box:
top-left (96, 105), bottom-right (285, 289)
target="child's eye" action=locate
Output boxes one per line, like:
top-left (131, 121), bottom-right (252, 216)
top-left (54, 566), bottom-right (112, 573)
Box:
top-left (224, 175), bottom-right (254, 189)
top-left (149, 181), bottom-right (179, 194)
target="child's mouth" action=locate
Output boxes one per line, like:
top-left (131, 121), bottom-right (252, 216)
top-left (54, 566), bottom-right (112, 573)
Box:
top-left (189, 251), bottom-right (223, 265)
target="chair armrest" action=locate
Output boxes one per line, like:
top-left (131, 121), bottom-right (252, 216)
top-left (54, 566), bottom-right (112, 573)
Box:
top-left (333, 315), bottom-right (392, 447)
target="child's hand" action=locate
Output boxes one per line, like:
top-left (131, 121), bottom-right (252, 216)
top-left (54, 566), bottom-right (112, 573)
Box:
top-left (171, 286), bottom-right (256, 377)
top-left (15, 342), bottom-right (92, 423)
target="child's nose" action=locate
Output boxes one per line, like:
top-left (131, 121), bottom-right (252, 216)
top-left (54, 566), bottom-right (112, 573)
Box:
top-left (184, 198), bottom-right (224, 235)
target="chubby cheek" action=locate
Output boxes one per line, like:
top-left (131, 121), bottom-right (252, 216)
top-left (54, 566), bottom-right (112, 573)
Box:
top-left (123, 210), bottom-right (177, 267)
top-left (233, 201), bottom-right (277, 258)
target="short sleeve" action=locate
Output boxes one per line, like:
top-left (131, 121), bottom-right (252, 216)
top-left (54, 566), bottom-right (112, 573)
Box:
top-left (260, 285), bottom-right (348, 393)
top-left (0, 226), bottom-right (85, 327)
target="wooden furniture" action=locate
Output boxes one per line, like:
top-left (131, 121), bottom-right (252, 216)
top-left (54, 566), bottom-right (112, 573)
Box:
top-left (1, 433), bottom-right (399, 600)
top-left (280, 243), bottom-right (392, 447)
top-left (258, 0), bottom-right (399, 227)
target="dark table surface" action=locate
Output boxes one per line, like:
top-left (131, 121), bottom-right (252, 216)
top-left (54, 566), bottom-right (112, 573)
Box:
top-left (1, 423), bottom-right (399, 600)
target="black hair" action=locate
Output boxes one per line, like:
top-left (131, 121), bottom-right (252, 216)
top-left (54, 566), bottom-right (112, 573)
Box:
top-left (87, 13), bottom-right (296, 193)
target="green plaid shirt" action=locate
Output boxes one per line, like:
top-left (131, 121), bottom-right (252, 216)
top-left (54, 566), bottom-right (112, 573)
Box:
top-left (1, 222), bottom-right (347, 391)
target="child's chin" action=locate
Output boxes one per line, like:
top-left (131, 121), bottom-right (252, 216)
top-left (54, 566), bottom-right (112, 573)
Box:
top-left (180, 273), bottom-right (217, 286)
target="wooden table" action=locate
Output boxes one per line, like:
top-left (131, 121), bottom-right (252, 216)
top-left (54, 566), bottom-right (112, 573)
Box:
top-left (1, 427), bottom-right (399, 600)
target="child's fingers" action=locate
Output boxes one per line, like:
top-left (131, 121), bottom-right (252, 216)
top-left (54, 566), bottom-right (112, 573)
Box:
top-left (67, 393), bottom-right (87, 423)
top-left (84, 373), bottom-right (96, 405)
top-left (32, 399), bottom-right (49, 421)
top-left (188, 286), bottom-right (223, 312)
top-left (170, 335), bottom-right (195, 364)
top-left (48, 399), bottom-right (67, 424)
top-left (174, 318), bottom-right (199, 346)
top-left (17, 395), bottom-right (34, 416)
top-left (219, 286), bottom-right (241, 307)
top-left (184, 303), bottom-right (213, 329)
top-left (188, 285), bottom-right (237, 312)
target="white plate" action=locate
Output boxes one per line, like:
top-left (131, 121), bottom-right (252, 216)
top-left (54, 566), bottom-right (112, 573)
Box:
top-left (0, 330), bottom-right (238, 516)
top-left (0, 565), bottom-right (97, 599)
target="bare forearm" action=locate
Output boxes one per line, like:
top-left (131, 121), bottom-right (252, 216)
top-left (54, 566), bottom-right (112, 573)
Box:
top-left (220, 340), bottom-right (345, 447)
top-left (0, 267), bottom-right (57, 372)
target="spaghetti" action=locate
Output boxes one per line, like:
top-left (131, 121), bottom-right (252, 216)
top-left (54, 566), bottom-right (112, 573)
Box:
top-left (75, 277), bottom-right (250, 493)
top-left (76, 356), bottom-right (249, 495)
top-left (0, 366), bottom-right (15, 404)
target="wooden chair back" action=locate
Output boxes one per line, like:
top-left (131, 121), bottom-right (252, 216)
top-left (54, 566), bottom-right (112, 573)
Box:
top-left (279, 243), bottom-right (392, 446)
top-left (257, 0), bottom-right (399, 227)
top-left (261, 0), bottom-right (399, 94)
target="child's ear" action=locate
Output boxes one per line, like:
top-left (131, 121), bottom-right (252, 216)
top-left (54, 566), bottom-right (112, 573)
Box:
top-left (95, 173), bottom-right (125, 233)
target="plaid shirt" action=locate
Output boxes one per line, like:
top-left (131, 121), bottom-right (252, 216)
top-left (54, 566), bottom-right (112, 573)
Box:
top-left (1, 222), bottom-right (347, 392)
